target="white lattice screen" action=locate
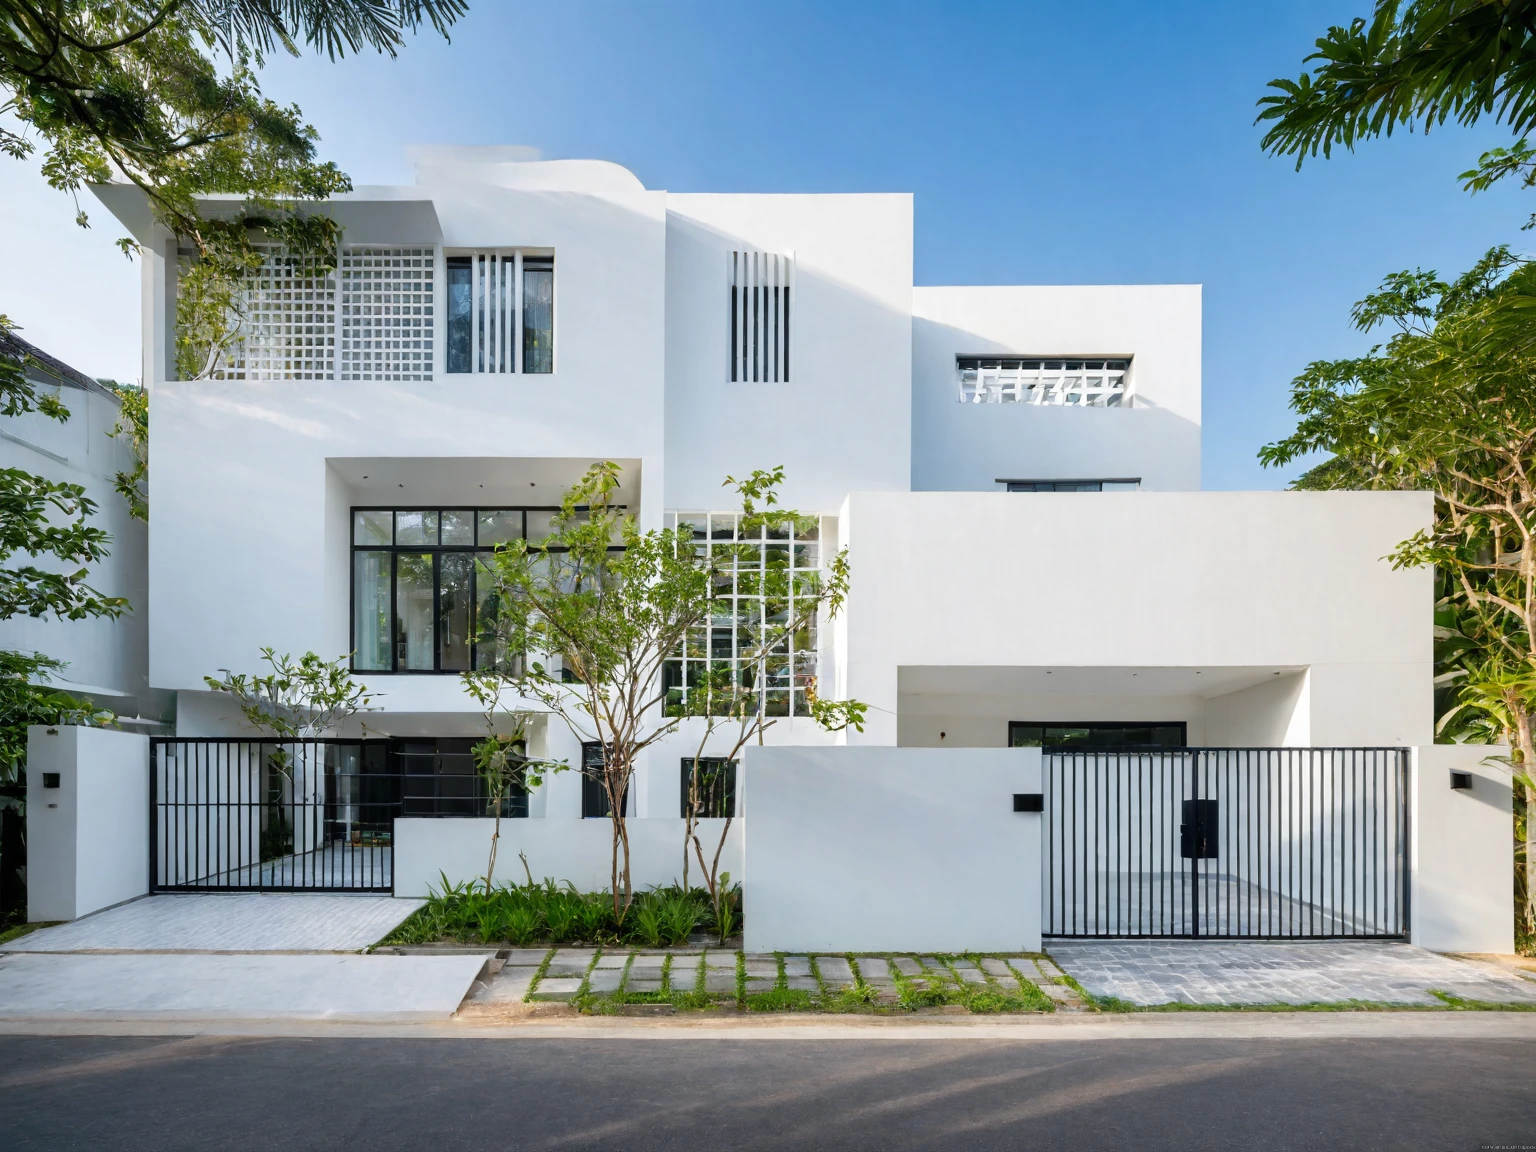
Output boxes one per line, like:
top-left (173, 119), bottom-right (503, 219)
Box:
top-left (340, 247), bottom-right (435, 381)
top-left (213, 245), bottom-right (336, 380)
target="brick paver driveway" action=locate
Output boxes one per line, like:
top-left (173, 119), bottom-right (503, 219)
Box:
top-left (1047, 939), bottom-right (1536, 1006)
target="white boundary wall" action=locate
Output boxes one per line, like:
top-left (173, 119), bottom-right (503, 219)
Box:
top-left (26, 725), bottom-right (149, 921)
top-left (393, 817), bottom-right (742, 898)
top-left (743, 746), bottom-right (1042, 953)
top-left (1412, 745), bottom-right (1515, 954)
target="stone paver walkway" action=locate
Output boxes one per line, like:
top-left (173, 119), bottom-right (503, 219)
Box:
top-left (463, 949), bottom-right (1078, 1013)
top-left (1048, 940), bottom-right (1536, 1007)
top-left (0, 894), bottom-right (424, 953)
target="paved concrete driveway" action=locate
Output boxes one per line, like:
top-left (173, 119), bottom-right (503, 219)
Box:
top-left (1048, 939), bottom-right (1536, 1006)
top-left (0, 894), bottom-right (423, 954)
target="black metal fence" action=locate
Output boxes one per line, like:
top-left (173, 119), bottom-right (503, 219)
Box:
top-left (149, 737), bottom-right (526, 893)
top-left (1043, 748), bottom-right (1410, 939)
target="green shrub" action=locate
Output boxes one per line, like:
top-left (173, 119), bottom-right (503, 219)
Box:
top-left (577, 893), bottom-right (612, 940)
top-left (631, 900), bottom-right (666, 947)
top-left (544, 892), bottom-right (581, 942)
top-left (505, 903), bottom-right (542, 945)
top-left (658, 890), bottom-right (703, 945)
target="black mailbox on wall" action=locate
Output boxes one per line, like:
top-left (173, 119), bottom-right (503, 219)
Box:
top-left (1180, 798), bottom-right (1218, 859)
top-left (1013, 793), bottom-right (1044, 813)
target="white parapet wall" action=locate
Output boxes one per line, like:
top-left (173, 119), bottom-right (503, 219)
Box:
top-left (1412, 744), bottom-right (1515, 954)
top-left (393, 817), bottom-right (743, 897)
top-left (743, 746), bottom-right (1042, 954)
top-left (27, 725), bottom-right (150, 922)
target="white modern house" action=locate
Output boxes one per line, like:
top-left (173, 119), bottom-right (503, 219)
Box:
top-left (71, 147), bottom-right (1508, 954)
top-left (0, 335), bottom-right (157, 725)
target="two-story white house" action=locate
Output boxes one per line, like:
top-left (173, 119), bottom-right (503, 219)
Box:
top-left (93, 147), bottom-right (1431, 830)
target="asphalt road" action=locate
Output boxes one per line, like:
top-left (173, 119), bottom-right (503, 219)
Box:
top-left (1, 1034), bottom-right (1532, 1150)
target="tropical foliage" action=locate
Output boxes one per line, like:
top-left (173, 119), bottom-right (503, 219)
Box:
top-left (468, 462), bottom-right (865, 924)
top-left (1, 1), bottom-right (465, 377)
top-left (1259, 245), bottom-right (1536, 938)
top-left (1258, 1), bottom-right (1536, 195)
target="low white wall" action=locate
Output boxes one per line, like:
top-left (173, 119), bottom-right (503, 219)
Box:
top-left (743, 746), bottom-right (1041, 953)
top-left (1412, 745), bottom-right (1515, 954)
top-left (27, 725), bottom-right (149, 921)
top-left (393, 817), bottom-right (743, 898)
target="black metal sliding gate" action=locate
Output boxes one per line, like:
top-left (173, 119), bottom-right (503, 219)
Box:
top-left (1043, 748), bottom-right (1410, 938)
top-left (149, 737), bottom-right (523, 893)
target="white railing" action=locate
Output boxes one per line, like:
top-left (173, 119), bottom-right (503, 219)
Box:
top-left (957, 358), bottom-right (1129, 406)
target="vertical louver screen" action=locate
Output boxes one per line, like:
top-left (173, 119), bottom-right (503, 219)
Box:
top-left (729, 250), bottom-right (792, 383)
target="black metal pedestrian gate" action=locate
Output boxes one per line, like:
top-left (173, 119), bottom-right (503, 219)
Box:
top-left (1043, 748), bottom-right (1410, 938)
top-left (150, 739), bottom-right (400, 892)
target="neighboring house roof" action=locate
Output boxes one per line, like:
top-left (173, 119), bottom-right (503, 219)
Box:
top-left (3, 329), bottom-right (125, 404)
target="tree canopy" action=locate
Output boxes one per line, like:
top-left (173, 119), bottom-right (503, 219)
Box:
top-left (1260, 245), bottom-right (1536, 767)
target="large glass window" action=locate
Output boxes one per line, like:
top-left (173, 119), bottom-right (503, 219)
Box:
top-left (662, 511), bottom-right (820, 718)
top-left (1008, 722), bottom-right (1187, 749)
top-left (443, 251), bottom-right (553, 374)
top-left (350, 506), bottom-right (563, 674)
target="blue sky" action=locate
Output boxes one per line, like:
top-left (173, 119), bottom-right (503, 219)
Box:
top-left (1, 0), bottom-right (1528, 487)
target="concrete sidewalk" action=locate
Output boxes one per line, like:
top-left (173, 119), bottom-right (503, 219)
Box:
top-left (0, 894), bottom-right (423, 953)
top-left (0, 952), bottom-right (487, 1022)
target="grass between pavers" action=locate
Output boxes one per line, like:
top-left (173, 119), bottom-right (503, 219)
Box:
top-left (568, 951), bottom-right (1061, 1016)
top-left (0, 921), bottom-right (58, 947)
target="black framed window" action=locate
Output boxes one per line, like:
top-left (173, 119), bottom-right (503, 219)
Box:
top-left (393, 737), bottom-right (528, 818)
top-left (681, 756), bottom-right (737, 819)
top-left (351, 506), bottom-right (561, 674)
top-left (443, 251), bottom-right (553, 375)
top-left (1008, 721), bottom-right (1187, 750)
top-left (581, 741), bottom-right (630, 819)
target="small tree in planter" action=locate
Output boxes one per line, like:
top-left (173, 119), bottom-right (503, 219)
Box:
top-left (474, 463), bottom-right (867, 925)
top-left (205, 649), bottom-right (377, 858)
top-left (461, 671), bottom-right (566, 893)
top-left (472, 463), bottom-right (713, 922)
top-left (674, 470), bottom-right (866, 941)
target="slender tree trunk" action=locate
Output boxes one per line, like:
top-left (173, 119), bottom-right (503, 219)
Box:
top-left (1518, 710), bottom-right (1535, 938)
top-left (485, 808), bottom-right (502, 895)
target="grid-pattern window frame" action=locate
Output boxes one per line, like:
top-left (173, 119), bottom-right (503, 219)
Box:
top-left (201, 244), bottom-right (336, 380)
top-left (663, 511), bottom-right (820, 718)
top-left (339, 247), bottom-right (434, 381)
top-left (957, 357), bottom-right (1130, 406)
top-left (350, 506), bottom-right (563, 675)
top-left (728, 250), bottom-right (792, 383)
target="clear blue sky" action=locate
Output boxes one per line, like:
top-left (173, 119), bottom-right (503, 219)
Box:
top-left (4, 1), bottom-right (1528, 488)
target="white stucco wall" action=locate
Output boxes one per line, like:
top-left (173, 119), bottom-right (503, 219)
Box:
top-left (26, 725), bottom-right (149, 921)
top-left (664, 193), bottom-right (913, 512)
top-left (841, 490), bottom-right (1434, 749)
top-left (911, 285), bottom-right (1201, 493)
top-left (1411, 744), bottom-right (1515, 954)
top-left (743, 746), bottom-right (1042, 953)
top-left (0, 378), bottom-right (149, 715)
top-left (393, 817), bottom-right (742, 898)
top-left (141, 179), bottom-right (668, 697)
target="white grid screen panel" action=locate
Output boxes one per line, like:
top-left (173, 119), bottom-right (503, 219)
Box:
top-left (208, 245), bottom-right (336, 380)
top-left (729, 250), bottom-right (792, 383)
top-left (957, 358), bottom-right (1130, 406)
top-left (340, 248), bottom-right (434, 381)
top-left (663, 511), bottom-right (820, 717)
